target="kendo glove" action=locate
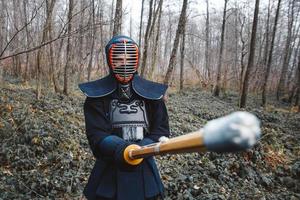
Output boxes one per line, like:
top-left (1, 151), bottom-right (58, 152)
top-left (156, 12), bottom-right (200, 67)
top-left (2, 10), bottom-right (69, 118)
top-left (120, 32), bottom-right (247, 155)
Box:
top-left (99, 135), bottom-right (142, 169)
top-left (137, 137), bottom-right (155, 146)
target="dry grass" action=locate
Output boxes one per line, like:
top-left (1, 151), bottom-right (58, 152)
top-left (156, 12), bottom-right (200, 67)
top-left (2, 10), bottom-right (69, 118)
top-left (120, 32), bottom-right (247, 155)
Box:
top-left (263, 145), bottom-right (291, 170)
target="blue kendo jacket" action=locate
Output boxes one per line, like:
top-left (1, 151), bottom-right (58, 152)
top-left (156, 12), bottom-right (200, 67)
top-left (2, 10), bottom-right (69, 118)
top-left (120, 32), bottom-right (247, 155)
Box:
top-left (79, 74), bottom-right (170, 200)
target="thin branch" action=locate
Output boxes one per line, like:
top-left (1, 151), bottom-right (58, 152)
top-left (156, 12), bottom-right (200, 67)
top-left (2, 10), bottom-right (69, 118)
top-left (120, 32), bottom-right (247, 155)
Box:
top-left (0, 1), bottom-right (45, 57)
top-left (0, 3), bottom-right (94, 61)
top-left (0, 21), bottom-right (109, 61)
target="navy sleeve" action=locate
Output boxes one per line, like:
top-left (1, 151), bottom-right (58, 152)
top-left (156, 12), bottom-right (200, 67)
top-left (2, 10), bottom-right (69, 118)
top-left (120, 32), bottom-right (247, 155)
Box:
top-left (84, 97), bottom-right (129, 165)
top-left (84, 97), bottom-right (111, 158)
top-left (145, 99), bottom-right (170, 142)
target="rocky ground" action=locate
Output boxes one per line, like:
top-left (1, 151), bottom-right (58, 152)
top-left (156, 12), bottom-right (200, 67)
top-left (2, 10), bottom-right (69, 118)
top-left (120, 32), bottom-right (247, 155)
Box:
top-left (0, 83), bottom-right (299, 200)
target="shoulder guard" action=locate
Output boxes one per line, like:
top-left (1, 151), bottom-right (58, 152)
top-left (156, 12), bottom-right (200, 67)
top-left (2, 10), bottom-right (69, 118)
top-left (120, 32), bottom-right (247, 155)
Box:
top-left (132, 75), bottom-right (168, 100)
top-left (78, 74), bottom-right (117, 97)
top-left (78, 74), bottom-right (168, 100)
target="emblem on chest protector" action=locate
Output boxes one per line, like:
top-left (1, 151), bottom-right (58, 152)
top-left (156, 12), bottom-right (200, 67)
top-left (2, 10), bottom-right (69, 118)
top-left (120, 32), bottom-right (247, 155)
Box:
top-left (110, 99), bottom-right (149, 141)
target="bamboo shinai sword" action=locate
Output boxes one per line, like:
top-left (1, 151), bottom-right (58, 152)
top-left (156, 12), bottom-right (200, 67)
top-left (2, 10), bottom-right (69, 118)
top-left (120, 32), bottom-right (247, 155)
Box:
top-left (123, 111), bottom-right (261, 165)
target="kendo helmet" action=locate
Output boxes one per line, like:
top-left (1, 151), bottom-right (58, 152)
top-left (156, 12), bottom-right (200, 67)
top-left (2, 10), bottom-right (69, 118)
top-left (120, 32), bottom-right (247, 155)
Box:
top-left (105, 35), bottom-right (139, 84)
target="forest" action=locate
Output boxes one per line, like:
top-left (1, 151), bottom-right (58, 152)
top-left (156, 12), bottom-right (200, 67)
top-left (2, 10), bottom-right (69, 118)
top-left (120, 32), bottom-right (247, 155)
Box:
top-left (0, 0), bottom-right (300, 199)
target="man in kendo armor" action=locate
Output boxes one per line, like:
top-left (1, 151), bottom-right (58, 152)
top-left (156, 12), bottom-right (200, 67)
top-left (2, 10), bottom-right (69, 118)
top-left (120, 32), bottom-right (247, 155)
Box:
top-left (79, 35), bottom-right (170, 200)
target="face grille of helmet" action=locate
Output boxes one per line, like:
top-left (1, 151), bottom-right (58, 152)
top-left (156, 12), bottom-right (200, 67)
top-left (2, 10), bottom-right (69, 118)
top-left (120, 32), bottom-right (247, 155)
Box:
top-left (109, 41), bottom-right (139, 80)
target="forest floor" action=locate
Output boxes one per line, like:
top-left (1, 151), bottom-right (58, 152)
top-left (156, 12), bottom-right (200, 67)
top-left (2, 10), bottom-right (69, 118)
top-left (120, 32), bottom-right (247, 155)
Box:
top-left (0, 82), bottom-right (299, 200)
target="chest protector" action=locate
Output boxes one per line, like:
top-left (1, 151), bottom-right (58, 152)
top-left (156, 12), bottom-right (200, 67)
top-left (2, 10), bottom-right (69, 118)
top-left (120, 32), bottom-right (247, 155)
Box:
top-left (110, 99), bottom-right (149, 141)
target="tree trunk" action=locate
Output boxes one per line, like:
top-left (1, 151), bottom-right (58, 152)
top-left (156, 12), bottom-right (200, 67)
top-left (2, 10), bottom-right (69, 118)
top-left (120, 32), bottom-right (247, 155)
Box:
top-left (164, 13), bottom-right (172, 62)
top-left (47, 1), bottom-right (59, 93)
top-left (129, 11), bottom-right (133, 38)
top-left (295, 53), bottom-right (300, 111)
top-left (36, 0), bottom-right (56, 99)
top-left (22, 0), bottom-right (30, 81)
top-left (140, 0), bottom-right (154, 77)
top-left (112, 0), bottom-right (122, 36)
top-left (276, 0), bottom-right (295, 100)
top-left (163, 0), bottom-right (188, 85)
top-left (187, 59), bottom-right (203, 86)
top-left (212, 0), bottom-right (228, 97)
top-left (287, 40), bottom-right (300, 103)
top-left (233, 1), bottom-right (239, 87)
top-left (138, 0), bottom-right (145, 49)
top-left (87, 0), bottom-right (95, 81)
top-left (239, 15), bottom-right (247, 94)
top-left (63, 0), bottom-right (74, 95)
top-left (49, 33), bottom-right (59, 93)
top-left (12, 0), bottom-right (21, 77)
top-left (239, 0), bottom-right (260, 108)
top-left (179, 9), bottom-right (187, 91)
top-left (0, 0), bottom-right (3, 83)
top-left (140, 0), bottom-right (163, 77)
top-left (149, 0), bottom-right (163, 80)
top-left (98, 0), bottom-right (107, 75)
top-left (55, 37), bottom-right (65, 87)
top-left (0, 0), bottom-right (6, 84)
top-left (205, 0), bottom-right (211, 81)
top-left (262, 0), bottom-right (281, 106)
top-left (262, 0), bottom-right (271, 72)
top-left (110, 0), bottom-right (115, 36)
top-left (0, 0), bottom-right (5, 53)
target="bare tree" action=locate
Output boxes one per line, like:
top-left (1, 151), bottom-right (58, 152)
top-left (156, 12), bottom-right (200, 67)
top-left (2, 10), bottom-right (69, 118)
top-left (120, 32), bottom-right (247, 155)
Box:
top-left (179, 3), bottom-right (187, 91)
top-left (0, 2), bottom-right (42, 59)
top-left (140, 0), bottom-right (164, 77)
top-left (112, 0), bottom-right (122, 36)
top-left (22, 0), bottom-right (28, 80)
top-left (233, 1), bottom-right (239, 87)
top-left (12, 0), bottom-right (21, 77)
top-left (129, 9), bottom-right (133, 38)
top-left (205, 0), bottom-right (211, 81)
top-left (149, 0), bottom-right (163, 80)
top-left (295, 53), bottom-right (300, 111)
top-left (164, 0), bottom-right (188, 85)
top-left (76, 0), bottom-right (85, 80)
top-left (138, 0), bottom-right (145, 49)
top-left (47, 0), bottom-right (60, 93)
top-left (87, 0), bottom-right (96, 81)
top-left (63, 0), bottom-right (74, 95)
top-left (179, 32), bottom-right (186, 91)
top-left (109, 0), bottom-right (115, 36)
top-left (98, 0), bottom-right (107, 76)
top-left (238, 13), bottom-right (247, 93)
top-left (0, 0), bottom-right (5, 53)
top-left (262, 0), bottom-right (271, 74)
top-left (140, 0), bottom-right (154, 77)
top-left (0, 0), bottom-right (5, 82)
top-left (36, 0), bottom-right (56, 99)
top-left (213, 0), bottom-right (228, 97)
top-left (287, 40), bottom-right (300, 103)
top-left (262, 0), bottom-right (281, 106)
top-left (239, 0), bottom-right (260, 108)
top-left (163, 10), bottom-right (174, 62)
top-left (276, 0), bottom-right (295, 100)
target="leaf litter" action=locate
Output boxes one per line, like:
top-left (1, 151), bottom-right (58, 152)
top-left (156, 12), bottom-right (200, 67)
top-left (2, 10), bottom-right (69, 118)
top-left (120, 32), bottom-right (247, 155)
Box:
top-left (0, 86), bottom-right (299, 199)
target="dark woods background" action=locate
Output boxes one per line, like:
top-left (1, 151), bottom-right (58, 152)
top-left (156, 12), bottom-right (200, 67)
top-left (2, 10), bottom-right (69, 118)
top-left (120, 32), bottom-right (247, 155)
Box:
top-left (0, 0), bottom-right (299, 109)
